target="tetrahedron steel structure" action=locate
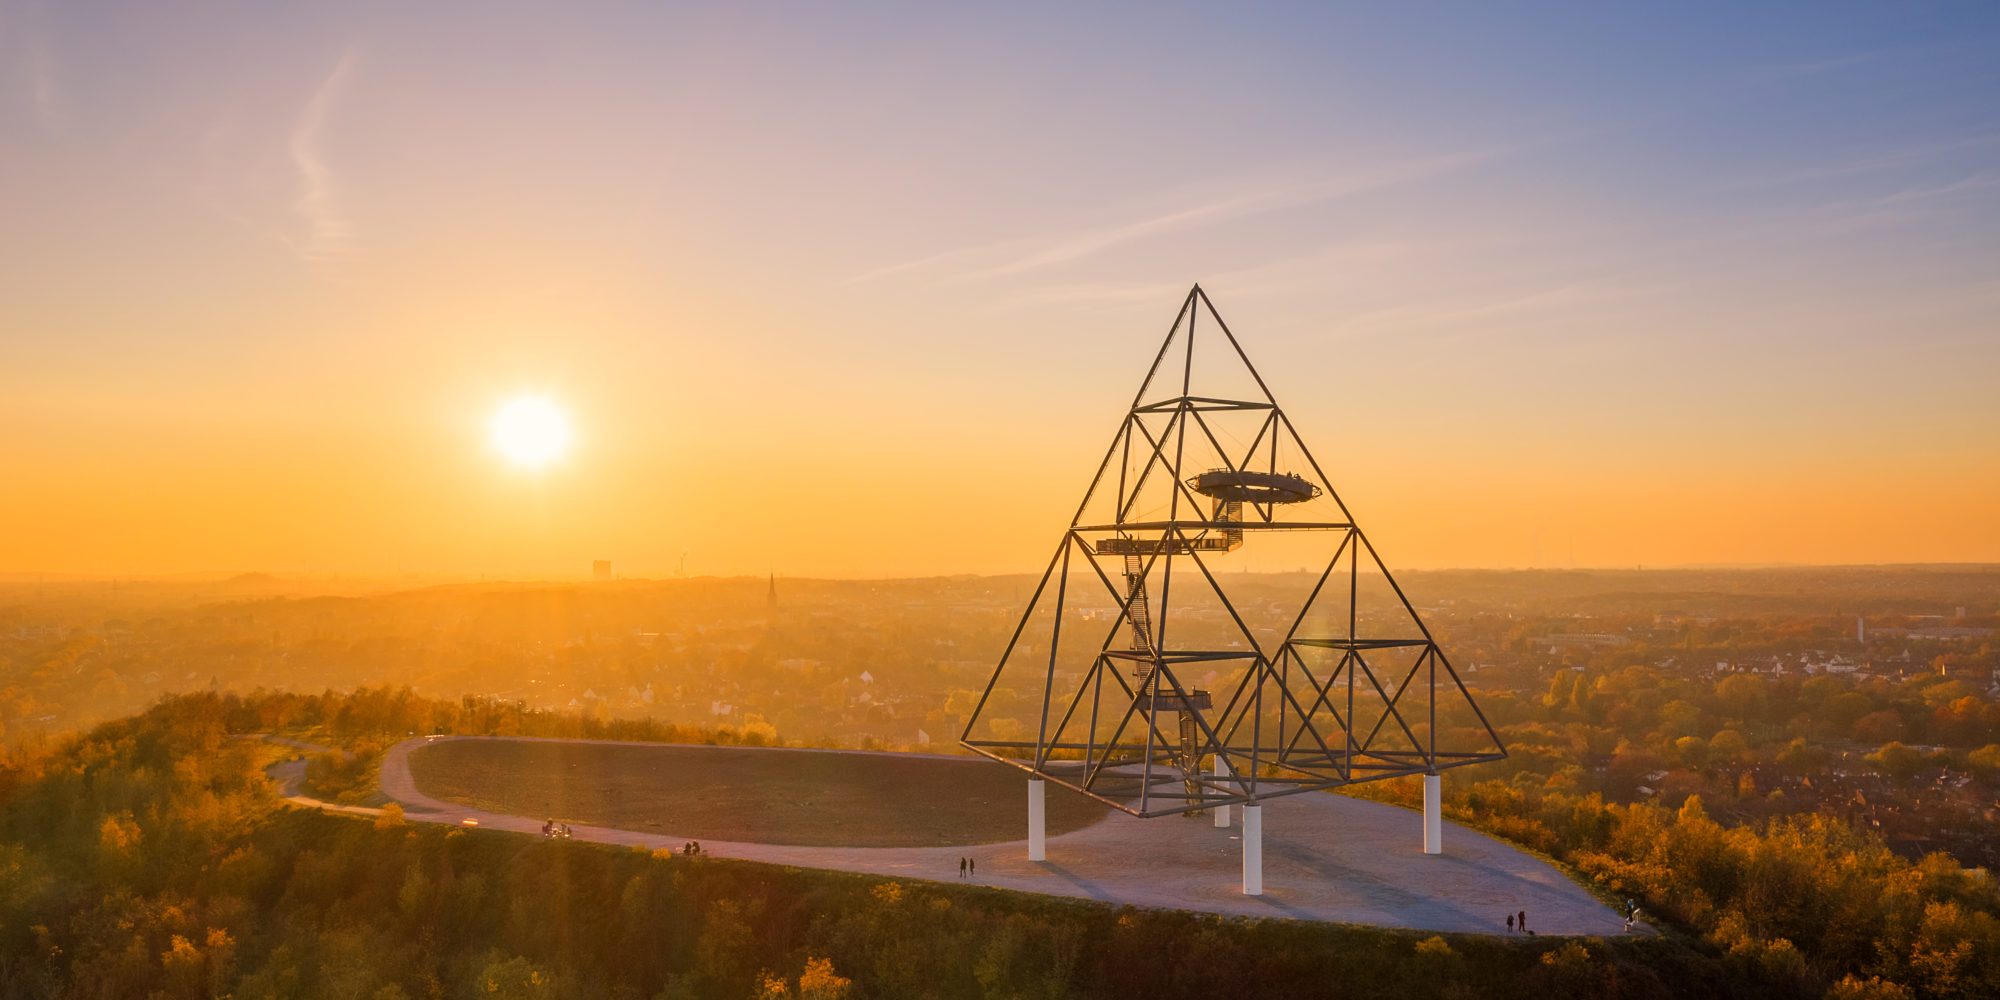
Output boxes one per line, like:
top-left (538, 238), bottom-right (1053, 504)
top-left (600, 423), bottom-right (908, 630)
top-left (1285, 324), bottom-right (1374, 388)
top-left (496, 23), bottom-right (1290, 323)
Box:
top-left (961, 285), bottom-right (1505, 818)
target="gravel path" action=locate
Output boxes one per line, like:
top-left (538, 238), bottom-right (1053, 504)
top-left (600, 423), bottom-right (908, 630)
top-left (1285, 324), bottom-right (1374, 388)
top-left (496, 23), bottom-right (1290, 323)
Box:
top-left (258, 736), bottom-right (389, 820)
top-left (379, 735), bottom-right (1636, 936)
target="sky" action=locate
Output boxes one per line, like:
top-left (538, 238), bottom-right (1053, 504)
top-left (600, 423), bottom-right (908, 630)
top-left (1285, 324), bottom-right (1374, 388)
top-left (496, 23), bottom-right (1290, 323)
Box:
top-left (2, 2), bottom-right (1998, 579)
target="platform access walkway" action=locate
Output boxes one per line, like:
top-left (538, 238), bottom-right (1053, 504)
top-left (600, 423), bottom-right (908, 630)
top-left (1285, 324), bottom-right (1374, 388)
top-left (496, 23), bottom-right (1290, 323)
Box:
top-left (368, 736), bottom-right (1633, 936)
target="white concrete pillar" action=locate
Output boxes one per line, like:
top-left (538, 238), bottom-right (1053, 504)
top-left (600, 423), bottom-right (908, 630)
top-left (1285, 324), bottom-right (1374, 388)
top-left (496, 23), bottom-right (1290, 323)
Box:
top-left (1423, 773), bottom-right (1442, 855)
top-left (1027, 778), bottom-right (1047, 861)
top-left (1241, 804), bottom-right (1263, 895)
top-left (1212, 755), bottom-right (1231, 828)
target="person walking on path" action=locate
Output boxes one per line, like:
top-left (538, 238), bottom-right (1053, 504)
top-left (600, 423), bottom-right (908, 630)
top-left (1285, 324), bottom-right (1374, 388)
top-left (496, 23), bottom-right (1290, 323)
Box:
top-left (958, 857), bottom-right (967, 878)
top-left (1518, 910), bottom-right (1527, 933)
top-left (969, 858), bottom-right (976, 878)
top-left (1506, 914), bottom-right (1515, 933)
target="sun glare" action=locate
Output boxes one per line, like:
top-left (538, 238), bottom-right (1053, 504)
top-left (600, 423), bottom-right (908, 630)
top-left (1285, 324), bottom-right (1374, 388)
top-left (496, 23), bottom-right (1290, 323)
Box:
top-left (490, 396), bottom-right (572, 469)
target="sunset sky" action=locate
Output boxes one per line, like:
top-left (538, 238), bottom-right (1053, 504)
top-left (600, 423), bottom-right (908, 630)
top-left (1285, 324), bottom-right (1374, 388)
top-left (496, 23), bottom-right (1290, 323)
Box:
top-left (4, 3), bottom-right (1998, 578)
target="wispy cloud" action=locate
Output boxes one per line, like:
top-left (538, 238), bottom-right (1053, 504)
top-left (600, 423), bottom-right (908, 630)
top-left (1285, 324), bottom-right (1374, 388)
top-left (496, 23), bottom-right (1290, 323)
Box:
top-left (1796, 170), bottom-right (2000, 233)
top-left (1007, 235), bottom-right (1469, 313)
top-left (961, 185), bottom-right (1316, 281)
top-left (1727, 131), bottom-right (2000, 191)
top-left (1739, 47), bottom-right (1903, 85)
top-left (840, 243), bottom-right (990, 286)
top-left (843, 148), bottom-right (1497, 287)
top-left (1, 5), bottom-right (65, 125)
top-left (1870, 171), bottom-right (2000, 209)
top-left (288, 50), bottom-right (357, 264)
top-left (24, 36), bottom-right (61, 122)
top-left (1332, 283), bottom-right (1645, 338)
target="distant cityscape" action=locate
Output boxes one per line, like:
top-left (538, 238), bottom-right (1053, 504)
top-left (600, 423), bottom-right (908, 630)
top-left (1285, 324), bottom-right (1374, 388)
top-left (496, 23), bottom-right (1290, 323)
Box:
top-left (5, 565), bottom-right (1997, 868)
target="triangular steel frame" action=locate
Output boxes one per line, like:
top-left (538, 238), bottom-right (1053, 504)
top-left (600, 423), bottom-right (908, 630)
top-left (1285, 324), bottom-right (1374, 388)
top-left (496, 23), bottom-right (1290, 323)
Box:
top-left (960, 285), bottom-right (1506, 818)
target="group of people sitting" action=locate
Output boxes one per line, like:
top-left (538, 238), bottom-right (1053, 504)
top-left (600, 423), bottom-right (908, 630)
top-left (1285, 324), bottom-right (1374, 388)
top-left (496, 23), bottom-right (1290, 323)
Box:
top-left (539, 818), bottom-right (703, 858)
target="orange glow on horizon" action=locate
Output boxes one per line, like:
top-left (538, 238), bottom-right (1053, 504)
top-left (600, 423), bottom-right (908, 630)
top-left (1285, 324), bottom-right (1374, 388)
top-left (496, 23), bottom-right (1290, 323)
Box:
top-left (3, 7), bottom-right (1996, 579)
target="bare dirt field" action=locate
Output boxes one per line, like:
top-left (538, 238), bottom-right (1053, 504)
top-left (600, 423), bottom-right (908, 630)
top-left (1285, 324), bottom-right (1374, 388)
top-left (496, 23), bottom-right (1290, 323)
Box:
top-left (405, 738), bottom-right (1112, 847)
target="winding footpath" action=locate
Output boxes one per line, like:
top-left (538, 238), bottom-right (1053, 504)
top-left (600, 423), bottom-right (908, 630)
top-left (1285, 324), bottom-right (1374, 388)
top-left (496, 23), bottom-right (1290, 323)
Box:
top-left (260, 737), bottom-right (388, 820)
top-left (278, 734), bottom-right (1635, 936)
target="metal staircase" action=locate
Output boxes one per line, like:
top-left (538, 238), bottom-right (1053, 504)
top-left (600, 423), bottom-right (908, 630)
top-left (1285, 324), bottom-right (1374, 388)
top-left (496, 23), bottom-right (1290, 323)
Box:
top-left (1123, 554), bottom-right (1154, 663)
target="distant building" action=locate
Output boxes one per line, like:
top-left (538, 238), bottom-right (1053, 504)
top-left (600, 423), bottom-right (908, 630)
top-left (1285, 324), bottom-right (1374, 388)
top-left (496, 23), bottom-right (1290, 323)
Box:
top-left (1547, 633), bottom-right (1628, 648)
top-left (592, 560), bottom-right (612, 581)
top-left (1857, 616), bottom-right (1866, 643)
top-left (1909, 626), bottom-right (1994, 641)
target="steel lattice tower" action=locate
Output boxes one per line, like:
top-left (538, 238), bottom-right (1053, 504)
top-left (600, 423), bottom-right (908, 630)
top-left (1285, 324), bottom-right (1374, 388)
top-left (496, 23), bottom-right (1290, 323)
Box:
top-left (961, 286), bottom-right (1505, 833)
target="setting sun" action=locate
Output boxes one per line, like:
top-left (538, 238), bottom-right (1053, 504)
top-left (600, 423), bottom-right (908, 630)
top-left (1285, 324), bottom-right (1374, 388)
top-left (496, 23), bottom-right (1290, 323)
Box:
top-left (490, 396), bottom-right (572, 469)
top-left (5, 7), bottom-right (2000, 996)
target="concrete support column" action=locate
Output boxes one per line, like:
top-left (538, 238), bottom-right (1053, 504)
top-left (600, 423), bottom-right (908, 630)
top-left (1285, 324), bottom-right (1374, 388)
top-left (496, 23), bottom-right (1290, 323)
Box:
top-left (1423, 773), bottom-right (1442, 855)
top-left (1212, 755), bottom-right (1231, 828)
top-left (1241, 804), bottom-right (1263, 895)
top-left (1027, 778), bottom-right (1047, 861)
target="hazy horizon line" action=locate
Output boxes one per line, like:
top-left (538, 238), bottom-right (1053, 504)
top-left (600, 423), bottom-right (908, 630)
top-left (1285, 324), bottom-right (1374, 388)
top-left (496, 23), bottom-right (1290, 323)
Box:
top-left (5, 560), bottom-right (1999, 588)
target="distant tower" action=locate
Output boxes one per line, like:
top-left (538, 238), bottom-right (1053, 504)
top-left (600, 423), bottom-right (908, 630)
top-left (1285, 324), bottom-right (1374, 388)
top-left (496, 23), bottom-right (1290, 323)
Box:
top-left (1856, 616), bottom-right (1866, 643)
top-left (767, 573), bottom-right (778, 618)
top-left (593, 560), bottom-right (613, 581)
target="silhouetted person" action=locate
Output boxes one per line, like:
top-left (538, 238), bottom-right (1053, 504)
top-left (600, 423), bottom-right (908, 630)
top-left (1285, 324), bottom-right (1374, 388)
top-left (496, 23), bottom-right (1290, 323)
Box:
top-left (1506, 914), bottom-right (1515, 932)
top-left (958, 857), bottom-right (967, 878)
top-left (969, 858), bottom-right (976, 878)
top-left (1518, 910), bottom-right (1527, 933)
